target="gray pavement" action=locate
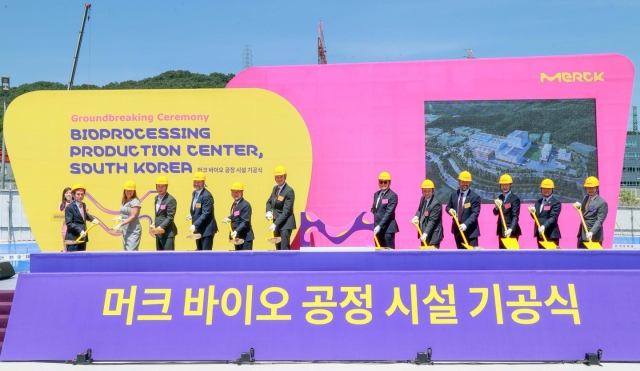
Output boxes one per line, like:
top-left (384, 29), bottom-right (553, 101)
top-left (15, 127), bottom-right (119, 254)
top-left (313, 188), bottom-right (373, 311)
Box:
top-left (0, 274), bottom-right (17, 290)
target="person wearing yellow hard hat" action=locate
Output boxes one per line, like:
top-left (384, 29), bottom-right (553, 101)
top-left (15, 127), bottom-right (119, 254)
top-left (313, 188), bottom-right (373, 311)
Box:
top-left (371, 171), bottom-right (399, 248)
top-left (527, 178), bottom-right (561, 249)
top-left (265, 166), bottom-right (296, 250)
top-left (574, 176), bottom-right (608, 248)
top-left (187, 172), bottom-right (218, 251)
top-left (113, 181), bottom-right (142, 251)
top-left (64, 183), bottom-right (99, 252)
top-left (411, 179), bottom-right (443, 248)
top-left (445, 171), bottom-right (481, 249)
top-left (492, 174), bottom-right (522, 249)
top-left (151, 176), bottom-right (178, 251)
top-left (223, 182), bottom-right (254, 250)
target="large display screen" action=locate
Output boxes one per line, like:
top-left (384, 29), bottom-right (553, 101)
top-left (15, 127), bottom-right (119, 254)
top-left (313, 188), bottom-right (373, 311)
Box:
top-left (424, 99), bottom-right (597, 203)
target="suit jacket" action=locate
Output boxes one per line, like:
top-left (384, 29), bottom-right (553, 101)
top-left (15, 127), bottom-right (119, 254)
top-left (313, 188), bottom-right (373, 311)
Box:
top-left (230, 198), bottom-right (254, 241)
top-left (190, 188), bottom-right (218, 237)
top-left (64, 202), bottom-right (95, 241)
top-left (492, 192), bottom-right (522, 237)
top-left (532, 196), bottom-right (562, 239)
top-left (266, 183), bottom-right (296, 230)
top-left (446, 189), bottom-right (481, 238)
top-left (370, 189), bottom-right (399, 234)
top-left (154, 192), bottom-right (178, 238)
top-left (577, 194), bottom-right (608, 242)
top-left (414, 196), bottom-right (444, 246)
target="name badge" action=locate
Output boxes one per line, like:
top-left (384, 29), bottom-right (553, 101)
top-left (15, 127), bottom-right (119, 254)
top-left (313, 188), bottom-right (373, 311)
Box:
top-left (464, 202), bottom-right (471, 208)
top-left (233, 210), bottom-right (240, 216)
top-left (160, 205), bottom-right (166, 210)
top-left (195, 203), bottom-right (201, 209)
top-left (504, 203), bottom-right (511, 209)
top-left (423, 211), bottom-right (429, 217)
top-left (588, 206), bottom-right (596, 212)
top-left (382, 199), bottom-right (389, 204)
top-left (543, 205), bottom-right (551, 211)
top-left (277, 195), bottom-right (284, 201)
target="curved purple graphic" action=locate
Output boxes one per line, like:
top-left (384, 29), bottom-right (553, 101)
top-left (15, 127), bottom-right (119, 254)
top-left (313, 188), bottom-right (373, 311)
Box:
top-left (300, 211), bottom-right (374, 247)
top-left (83, 191), bottom-right (157, 237)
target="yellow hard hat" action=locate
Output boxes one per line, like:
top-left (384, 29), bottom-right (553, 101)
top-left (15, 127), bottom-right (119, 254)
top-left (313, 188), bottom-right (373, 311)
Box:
top-left (274, 166), bottom-right (287, 176)
top-left (584, 176), bottom-right (599, 187)
top-left (156, 176), bottom-right (169, 185)
top-left (421, 179), bottom-right (435, 189)
top-left (192, 172), bottom-right (206, 181)
top-left (71, 183), bottom-right (85, 192)
top-left (540, 178), bottom-right (555, 189)
top-left (123, 180), bottom-right (136, 191)
top-left (458, 171), bottom-right (472, 182)
top-left (378, 171), bottom-right (391, 181)
top-left (499, 174), bottom-right (513, 184)
top-left (230, 182), bottom-right (244, 191)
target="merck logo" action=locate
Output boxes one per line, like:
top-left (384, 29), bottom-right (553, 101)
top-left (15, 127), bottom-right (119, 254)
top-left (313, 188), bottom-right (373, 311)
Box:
top-left (540, 72), bottom-right (604, 83)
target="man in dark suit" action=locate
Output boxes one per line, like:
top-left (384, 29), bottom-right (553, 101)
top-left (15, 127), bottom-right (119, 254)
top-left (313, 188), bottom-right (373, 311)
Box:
top-left (411, 179), bottom-right (443, 248)
top-left (151, 176), bottom-right (178, 251)
top-left (187, 172), bottom-right (218, 250)
top-left (64, 183), bottom-right (99, 252)
top-left (223, 182), bottom-right (254, 250)
top-left (528, 178), bottom-right (561, 249)
top-left (266, 165), bottom-right (296, 250)
top-left (492, 174), bottom-right (522, 249)
top-left (446, 171), bottom-right (481, 249)
top-left (371, 171), bottom-right (399, 249)
top-left (575, 176), bottom-right (608, 248)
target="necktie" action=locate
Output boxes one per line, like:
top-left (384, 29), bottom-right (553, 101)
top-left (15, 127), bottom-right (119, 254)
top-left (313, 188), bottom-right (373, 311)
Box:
top-left (376, 192), bottom-right (385, 209)
top-left (192, 192), bottom-right (199, 211)
top-left (540, 199), bottom-right (546, 213)
top-left (274, 186), bottom-right (281, 203)
top-left (584, 197), bottom-right (591, 214)
top-left (232, 201), bottom-right (238, 213)
top-left (457, 192), bottom-right (463, 220)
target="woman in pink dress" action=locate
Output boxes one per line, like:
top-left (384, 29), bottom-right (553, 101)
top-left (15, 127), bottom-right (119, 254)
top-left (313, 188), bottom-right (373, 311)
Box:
top-left (59, 187), bottom-right (73, 251)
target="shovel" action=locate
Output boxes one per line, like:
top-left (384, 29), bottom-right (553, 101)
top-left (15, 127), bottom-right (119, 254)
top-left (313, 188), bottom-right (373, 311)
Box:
top-left (413, 221), bottom-right (435, 249)
top-left (573, 204), bottom-right (602, 249)
top-left (110, 216), bottom-right (123, 236)
top-left (266, 217), bottom-right (282, 244)
top-left (528, 208), bottom-right (558, 249)
top-left (185, 217), bottom-right (201, 240)
top-left (66, 221), bottom-right (98, 245)
top-left (225, 219), bottom-right (245, 245)
top-left (495, 200), bottom-right (520, 249)
top-left (451, 213), bottom-right (475, 250)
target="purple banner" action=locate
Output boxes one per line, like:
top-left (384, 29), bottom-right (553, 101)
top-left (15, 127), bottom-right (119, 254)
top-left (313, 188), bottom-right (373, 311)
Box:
top-left (2, 270), bottom-right (639, 361)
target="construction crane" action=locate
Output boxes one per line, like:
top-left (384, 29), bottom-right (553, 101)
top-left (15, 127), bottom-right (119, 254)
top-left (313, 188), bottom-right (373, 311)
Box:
top-left (318, 21), bottom-right (327, 64)
top-left (67, 3), bottom-right (91, 90)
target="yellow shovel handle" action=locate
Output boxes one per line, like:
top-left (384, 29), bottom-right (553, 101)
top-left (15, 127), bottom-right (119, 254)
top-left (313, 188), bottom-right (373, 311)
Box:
top-left (573, 205), bottom-right (592, 242)
top-left (373, 233), bottom-right (381, 248)
top-left (76, 221), bottom-right (97, 242)
top-left (497, 203), bottom-right (509, 232)
top-left (528, 208), bottom-right (549, 242)
top-left (414, 223), bottom-right (427, 247)
top-left (451, 214), bottom-right (470, 245)
top-left (268, 217), bottom-right (275, 238)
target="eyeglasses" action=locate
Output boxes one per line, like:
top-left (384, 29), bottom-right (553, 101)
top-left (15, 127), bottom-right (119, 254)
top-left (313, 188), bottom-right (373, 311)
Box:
top-left (75, 193), bottom-right (85, 196)
top-left (379, 180), bottom-right (389, 184)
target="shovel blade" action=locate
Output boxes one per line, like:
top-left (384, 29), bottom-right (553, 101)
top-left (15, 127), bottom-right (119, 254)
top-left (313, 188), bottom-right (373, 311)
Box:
top-left (540, 241), bottom-right (558, 249)
top-left (420, 245), bottom-right (436, 250)
top-left (186, 233), bottom-right (202, 240)
top-left (229, 238), bottom-right (245, 245)
top-left (583, 241), bottom-right (602, 249)
top-left (64, 240), bottom-right (80, 245)
top-left (266, 237), bottom-right (282, 244)
top-left (501, 237), bottom-right (520, 250)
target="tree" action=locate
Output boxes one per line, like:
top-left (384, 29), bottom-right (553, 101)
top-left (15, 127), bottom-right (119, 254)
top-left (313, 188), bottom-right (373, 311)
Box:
top-left (619, 189), bottom-right (640, 207)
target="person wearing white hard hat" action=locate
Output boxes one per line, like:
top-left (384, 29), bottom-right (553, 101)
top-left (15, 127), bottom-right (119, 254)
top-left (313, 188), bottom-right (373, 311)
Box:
top-left (187, 172), bottom-right (218, 251)
top-left (411, 179), bottom-right (443, 248)
top-left (528, 178), bottom-right (561, 249)
top-left (492, 174), bottom-right (522, 249)
top-left (575, 176), bottom-right (608, 248)
top-left (371, 171), bottom-right (399, 249)
top-left (151, 176), bottom-right (178, 251)
top-left (446, 171), bottom-right (481, 249)
top-left (225, 182), bottom-right (254, 250)
top-left (266, 166), bottom-right (296, 250)
top-left (64, 183), bottom-right (99, 252)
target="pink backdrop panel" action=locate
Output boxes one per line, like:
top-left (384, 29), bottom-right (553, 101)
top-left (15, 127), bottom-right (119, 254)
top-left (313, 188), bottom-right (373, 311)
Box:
top-left (228, 54), bottom-right (634, 249)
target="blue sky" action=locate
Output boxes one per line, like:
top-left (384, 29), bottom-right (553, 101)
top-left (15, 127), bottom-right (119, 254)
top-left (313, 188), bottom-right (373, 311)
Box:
top-left (1, 0), bottom-right (638, 126)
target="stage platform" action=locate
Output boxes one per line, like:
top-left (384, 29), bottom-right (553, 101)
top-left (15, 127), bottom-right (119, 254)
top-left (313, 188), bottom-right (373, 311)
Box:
top-left (30, 249), bottom-right (640, 272)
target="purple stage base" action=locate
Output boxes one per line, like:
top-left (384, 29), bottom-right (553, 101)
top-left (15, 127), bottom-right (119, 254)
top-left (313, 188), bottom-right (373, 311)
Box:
top-left (2, 250), bottom-right (640, 362)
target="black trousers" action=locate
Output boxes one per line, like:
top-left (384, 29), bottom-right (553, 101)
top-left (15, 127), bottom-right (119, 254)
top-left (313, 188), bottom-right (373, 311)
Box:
top-left (196, 235), bottom-right (214, 250)
top-left (498, 236), bottom-right (520, 249)
top-left (67, 242), bottom-right (86, 252)
top-left (454, 234), bottom-right (477, 249)
top-left (156, 236), bottom-right (175, 251)
top-left (537, 237), bottom-right (559, 249)
top-left (276, 229), bottom-right (292, 250)
top-left (235, 240), bottom-right (253, 250)
top-left (375, 233), bottom-right (395, 249)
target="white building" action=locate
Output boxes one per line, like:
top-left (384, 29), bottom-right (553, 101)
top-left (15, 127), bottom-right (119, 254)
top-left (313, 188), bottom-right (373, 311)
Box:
top-left (540, 144), bottom-right (553, 163)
